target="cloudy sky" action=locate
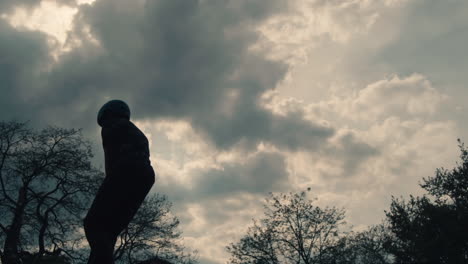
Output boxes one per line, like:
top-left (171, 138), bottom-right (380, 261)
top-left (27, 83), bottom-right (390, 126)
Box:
top-left (1, 0), bottom-right (468, 263)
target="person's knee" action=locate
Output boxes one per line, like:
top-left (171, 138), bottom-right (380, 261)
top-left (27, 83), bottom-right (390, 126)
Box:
top-left (84, 216), bottom-right (108, 246)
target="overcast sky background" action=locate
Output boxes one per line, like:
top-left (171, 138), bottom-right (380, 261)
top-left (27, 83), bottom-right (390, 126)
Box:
top-left (1, 0), bottom-right (468, 263)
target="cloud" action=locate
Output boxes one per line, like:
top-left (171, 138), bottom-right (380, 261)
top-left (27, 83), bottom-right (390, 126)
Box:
top-left (138, 119), bottom-right (293, 263)
top-left (324, 129), bottom-right (379, 177)
top-left (377, 0), bottom-right (468, 82)
top-left (0, 0), bottom-right (335, 153)
top-left (0, 19), bottom-right (52, 121)
top-left (261, 69), bottom-right (458, 229)
top-left (0, 0), bottom-right (78, 17)
top-left (178, 194), bottom-right (265, 264)
top-left (2, 1), bottom-right (87, 59)
top-left (154, 149), bottom-right (290, 202)
top-left (305, 74), bottom-right (448, 126)
top-left (350, 74), bottom-right (446, 120)
top-left (193, 151), bottom-right (289, 197)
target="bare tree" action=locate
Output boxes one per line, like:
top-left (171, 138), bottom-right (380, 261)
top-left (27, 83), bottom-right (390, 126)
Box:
top-left (114, 193), bottom-right (198, 264)
top-left (0, 120), bottom-right (199, 264)
top-left (227, 191), bottom-right (346, 264)
top-left (226, 219), bottom-right (278, 264)
top-left (341, 224), bottom-right (393, 264)
top-left (0, 121), bottom-right (102, 264)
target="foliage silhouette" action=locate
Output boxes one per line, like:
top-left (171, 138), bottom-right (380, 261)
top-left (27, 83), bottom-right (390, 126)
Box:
top-left (384, 140), bottom-right (468, 263)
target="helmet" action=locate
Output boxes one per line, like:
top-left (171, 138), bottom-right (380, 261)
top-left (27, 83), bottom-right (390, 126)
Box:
top-left (97, 100), bottom-right (131, 127)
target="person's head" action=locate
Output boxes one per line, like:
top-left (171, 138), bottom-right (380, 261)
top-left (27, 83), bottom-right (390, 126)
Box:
top-left (97, 100), bottom-right (131, 127)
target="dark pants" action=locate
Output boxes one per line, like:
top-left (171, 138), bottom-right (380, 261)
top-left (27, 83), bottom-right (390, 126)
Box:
top-left (83, 223), bottom-right (117, 264)
top-left (84, 165), bottom-right (155, 264)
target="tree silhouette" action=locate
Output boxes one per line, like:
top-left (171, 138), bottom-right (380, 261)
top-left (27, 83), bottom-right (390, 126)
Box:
top-left (0, 121), bottom-right (197, 264)
top-left (0, 121), bottom-right (102, 264)
top-left (340, 224), bottom-right (393, 264)
top-left (114, 193), bottom-right (197, 264)
top-left (384, 140), bottom-right (468, 263)
top-left (227, 191), bottom-right (346, 264)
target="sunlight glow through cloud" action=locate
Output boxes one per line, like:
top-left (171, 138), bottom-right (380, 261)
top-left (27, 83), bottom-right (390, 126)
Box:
top-left (4, 1), bottom-right (77, 44)
top-left (2, 0), bottom-right (98, 57)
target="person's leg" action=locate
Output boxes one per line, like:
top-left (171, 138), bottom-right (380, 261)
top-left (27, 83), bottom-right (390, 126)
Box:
top-left (83, 167), bottom-right (155, 264)
top-left (84, 216), bottom-right (117, 264)
top-left (89, 234), bottom-right (116, 264)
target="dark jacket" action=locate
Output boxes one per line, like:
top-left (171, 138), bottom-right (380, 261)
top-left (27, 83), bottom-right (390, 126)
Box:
top-left (102, 119), bottom-right (152, 178)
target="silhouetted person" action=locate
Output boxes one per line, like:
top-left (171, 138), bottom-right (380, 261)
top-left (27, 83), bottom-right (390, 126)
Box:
top-left (84, 100), bottom-right (155, 264)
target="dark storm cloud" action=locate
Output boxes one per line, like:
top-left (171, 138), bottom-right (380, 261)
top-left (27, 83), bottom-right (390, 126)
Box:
top-left (194, 151), bottom-right (289, 197)
top-left (313, 132), bottom-right (378, 191)
top-left (377, 0), bottom-right (468, 101)
top-left (0, 0), bottom-right (334, 152)
top-left (155, 151), bottom-right (290, 203)
top-left (0, 20), bottom-right (52, 122)
top-left (331, 132), bottom-right (378, 177)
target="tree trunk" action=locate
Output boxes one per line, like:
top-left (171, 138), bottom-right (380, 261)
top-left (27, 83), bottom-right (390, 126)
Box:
top-left (37, 213), bottom-right (48, 257)
top-left (2, 186), bottom-right (27, 264)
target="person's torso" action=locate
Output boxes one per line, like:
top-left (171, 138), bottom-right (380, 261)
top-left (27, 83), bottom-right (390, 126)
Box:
top-left (102, 120), bottom-right (151, 177)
